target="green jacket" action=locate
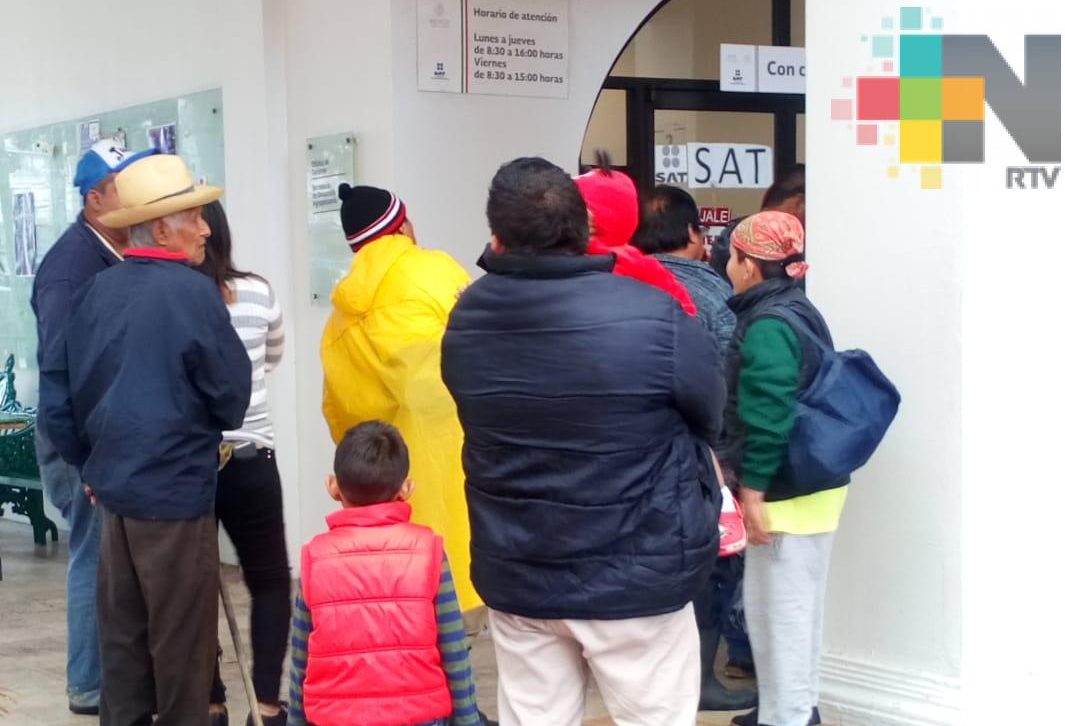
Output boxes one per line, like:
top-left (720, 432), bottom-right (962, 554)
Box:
top-left (736, 317), bottom-right (802, 491)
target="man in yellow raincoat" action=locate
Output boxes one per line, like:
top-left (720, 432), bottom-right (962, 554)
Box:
top-left (321, 183), bottom-right (479, 612)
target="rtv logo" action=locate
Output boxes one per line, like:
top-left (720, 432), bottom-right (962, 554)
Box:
top-left (831, 8), bottom-right (1061, 190)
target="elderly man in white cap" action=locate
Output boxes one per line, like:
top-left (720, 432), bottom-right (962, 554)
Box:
top-left (39, 154), bottom-right (252, 726)
top-left (31, 139), bottom-right (156, 716)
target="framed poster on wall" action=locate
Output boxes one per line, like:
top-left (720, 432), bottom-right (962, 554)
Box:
top-left (306, 133), bottom-right (356, 305)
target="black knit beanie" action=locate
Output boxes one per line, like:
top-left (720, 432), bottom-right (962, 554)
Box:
top-left (338, 183), bottom-right (408, 249)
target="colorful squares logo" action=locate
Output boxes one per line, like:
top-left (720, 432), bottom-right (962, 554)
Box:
top-left (942, 121), bottom-right (984, 162)
top-left (901, 78), bottom-right (942, 119)
top-left (901, 120), bottom-right (942, 162)
top-left (942, 77), bottom-right (984, 120)
top-left (833, 12), bottom-right (985, 187)
top-left (857, 77), bottom-right (900, 120)
top-left (901, 35), bottom-right (943, 77)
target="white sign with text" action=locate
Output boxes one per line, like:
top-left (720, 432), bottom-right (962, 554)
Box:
top-left (721, 44), bottom-right (806, 94)
top-left (466, 0), bottom-right (569, 98)
top-left (655, 143), bottom-right (775, 189)
top-left (417, 0), bottom-right (464, 93)
top-left (416, 0), bottom-right (569, 98)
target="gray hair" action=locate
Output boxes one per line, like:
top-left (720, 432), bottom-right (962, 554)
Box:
top-left (127, 210), bottom-right (195, 249)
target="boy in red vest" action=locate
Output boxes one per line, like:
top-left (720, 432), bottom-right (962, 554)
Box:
top-left (288, 421), bottom-right (483, 726)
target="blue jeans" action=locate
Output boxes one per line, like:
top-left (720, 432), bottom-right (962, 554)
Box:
top-left (35, 427), bottom-right (101, 706)
top-left (724, 555), bottom-right (754, 666)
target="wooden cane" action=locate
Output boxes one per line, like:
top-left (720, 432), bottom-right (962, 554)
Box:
top-left (219, 576), bottom-right (265, 726)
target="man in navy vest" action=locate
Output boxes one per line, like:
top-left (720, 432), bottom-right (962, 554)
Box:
top-left (442, 157), bottom-right (726, 725)
top-left (31, 139), bottom-right (155, 716)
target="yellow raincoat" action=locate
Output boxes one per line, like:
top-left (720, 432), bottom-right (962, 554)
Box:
top-left (321, 234), bottom-right (480, 610)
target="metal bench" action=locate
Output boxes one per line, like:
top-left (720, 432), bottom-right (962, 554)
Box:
top-left (0, 354), bottom-right (58, 546)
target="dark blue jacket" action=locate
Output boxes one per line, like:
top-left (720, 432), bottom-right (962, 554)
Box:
top-left (39, 250), bottom-right (251, 521)
top-left (31, 213), bottom-right (121, 369)
top-left (441, 249), bottom-right (725, 620)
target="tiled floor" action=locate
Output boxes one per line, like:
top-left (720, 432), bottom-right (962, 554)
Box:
top-left (0, 518), bottom-right (757, 725)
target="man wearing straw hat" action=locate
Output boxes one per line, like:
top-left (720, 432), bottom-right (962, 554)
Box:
top-left (39, 154), bottom-right (251, 726)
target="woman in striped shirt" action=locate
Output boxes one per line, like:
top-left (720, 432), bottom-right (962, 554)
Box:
top-left (200, 201), bottom-right (291, 726)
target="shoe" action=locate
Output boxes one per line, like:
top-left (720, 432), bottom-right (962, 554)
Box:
top-left (68, 702), bottom-right (99, 716)
top-left (730, 707), bottom-right (821, 726)
top-left (698, 626), bottom-right (758, 711)
top-left (479, 709), bottom-right (499, 726)
top-left (210, 705), bottom-right (229, 726)
top-left (246, 702), bottom-right (288, 726)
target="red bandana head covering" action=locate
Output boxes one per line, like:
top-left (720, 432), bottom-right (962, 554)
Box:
top-left (731, 211), bottom-right (809, 279)
top-left (573, 168), bottom-right (639, 248)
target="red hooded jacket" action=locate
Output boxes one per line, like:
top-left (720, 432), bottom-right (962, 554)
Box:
top-left (574, 169), bottom-right (697, 316)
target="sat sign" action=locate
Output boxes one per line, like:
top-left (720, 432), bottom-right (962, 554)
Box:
top-left (655, 143), bottom-right (775, 189)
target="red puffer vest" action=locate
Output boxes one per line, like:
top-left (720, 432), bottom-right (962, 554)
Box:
top-left (301, 501), bottom-right (451, 726)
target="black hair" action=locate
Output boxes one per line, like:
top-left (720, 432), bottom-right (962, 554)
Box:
top-left (735, 248), bottom-right (802, 281)
top-left (198, 200), bottom-right (256, 293)
top-left (486, 156), bottom-right (589, 255)
top-left (334, 421), bottom-right (410, 506)
top-left (761, 163), bottom-right (805, 210)
top-left (578, 149), bottom-right (616, 176)
top-left (633, 185), bottom-right (699, 255)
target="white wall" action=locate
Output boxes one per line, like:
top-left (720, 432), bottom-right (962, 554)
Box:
top-left (0, 0), bottom-right (304, 561)
top-left (952, 6), bottom-right (1065, 724)
top-left (279, 0), bottom-right (397, 546)
top-left (807, 3), bottom-right (964, 723)
top-left (388, 0), bottom-right (661, 267)
top-left (809, 1), bottom-right (1065, 724)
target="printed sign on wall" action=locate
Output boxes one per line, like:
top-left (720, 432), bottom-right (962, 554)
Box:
top-left (721, 44), bottom-right (806, 94)
top-left (307, 133), bottom-right (356, 305)
top-left (417, 0), bottom-right (569, 98)
top-left (417, 0), bottom-right (464, 94)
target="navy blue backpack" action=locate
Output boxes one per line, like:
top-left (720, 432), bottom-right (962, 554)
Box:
top-left (774, 308), bottom-right (901, 487)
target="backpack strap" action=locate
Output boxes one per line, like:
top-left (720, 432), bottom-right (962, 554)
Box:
top-left (757, 305), bottom-right (830, 394)
top-left (761, 305), bottom-right (831, 354)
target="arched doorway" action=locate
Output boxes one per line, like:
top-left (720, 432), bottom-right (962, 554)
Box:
top-left (580, 0), bottom-right (805, 236)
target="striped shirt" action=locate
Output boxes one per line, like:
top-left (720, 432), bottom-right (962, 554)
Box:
top-left (288, 553), bottom-right (480, 726)
top-left (223, 275), bottom-right (284, 448)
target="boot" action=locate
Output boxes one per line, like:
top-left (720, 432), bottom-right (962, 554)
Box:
top-left (698, 625), bottom-right (758, 711)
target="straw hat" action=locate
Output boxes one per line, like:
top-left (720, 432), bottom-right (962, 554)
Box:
top-left (99, 154), bottom-right (223, 228)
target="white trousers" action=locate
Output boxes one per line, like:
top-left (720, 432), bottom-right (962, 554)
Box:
top-left (745, 533), bottom-right (836, 726)
top-left (488, 604), bottom-right (700, 726)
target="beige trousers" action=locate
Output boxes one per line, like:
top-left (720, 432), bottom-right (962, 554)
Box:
top-left (488, 603), bottom-right (700, 726)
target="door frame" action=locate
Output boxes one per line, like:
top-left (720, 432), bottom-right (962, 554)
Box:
top-left (587, 0), bottom-right (805, 193)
